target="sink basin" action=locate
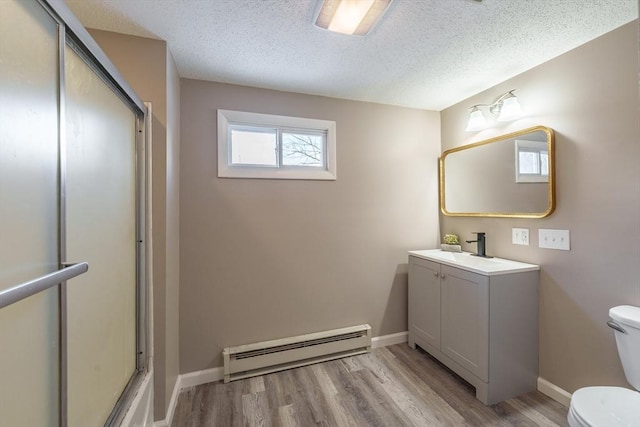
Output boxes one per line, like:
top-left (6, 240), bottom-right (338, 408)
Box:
top-left (408, 249), bottom-right (539, 276)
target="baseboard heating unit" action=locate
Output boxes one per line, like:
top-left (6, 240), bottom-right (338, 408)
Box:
top-left (223, 324), bottom-right (371, 383)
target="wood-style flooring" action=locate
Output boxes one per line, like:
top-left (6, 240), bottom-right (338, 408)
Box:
top-left (173, 343), bottom-right (568, 426)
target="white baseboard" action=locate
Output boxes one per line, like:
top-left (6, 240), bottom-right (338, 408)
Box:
top-left (537, 377), bottom-right (572, 407)
top-left (371, 331), bottom-right (408, 349)
top-left (153, 367), bottom-right (225, 426)
top-left (153, 372), bottom-right (183, 427)
top-left (180, 366), bottom-right (225, 388)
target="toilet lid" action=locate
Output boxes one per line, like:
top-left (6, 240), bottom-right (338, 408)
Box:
top-left (571, 386), bottom-right (640, 427)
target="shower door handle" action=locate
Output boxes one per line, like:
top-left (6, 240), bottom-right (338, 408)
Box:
top-left (0, 262), bottom-right (89, 309)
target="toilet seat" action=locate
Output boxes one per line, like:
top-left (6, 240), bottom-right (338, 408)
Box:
top-left (568, 386), bottom-right (640, 427)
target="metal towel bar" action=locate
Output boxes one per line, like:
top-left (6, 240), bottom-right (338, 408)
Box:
top-left (0, 262), bottom-right (89, 309)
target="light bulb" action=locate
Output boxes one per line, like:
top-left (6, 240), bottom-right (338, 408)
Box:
top-left (466, 108), bottom-right (486, 131)
top-left (497, 95), bottom-right (522, 121)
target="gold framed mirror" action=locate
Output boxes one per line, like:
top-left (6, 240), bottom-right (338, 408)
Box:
top-left (440, 125), bottom-right (555, 218)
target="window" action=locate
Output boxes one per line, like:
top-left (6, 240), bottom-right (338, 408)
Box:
top-left (218, 109), bottom-right (336, 180)
top-left (515, 139), bottom-right (549, 183)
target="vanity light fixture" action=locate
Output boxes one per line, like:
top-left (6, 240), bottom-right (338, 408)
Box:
top-left (465, 90), bottom-right (523, 131)
top-left (314, 0), bottom-right (393, 36)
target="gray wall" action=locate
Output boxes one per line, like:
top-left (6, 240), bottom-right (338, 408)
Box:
top-left (88, 30), bottom-right (181, 421)
top-left (179, 80), bottom-right (441, 373)
top-left (440, 21), bottom-right (640, 393)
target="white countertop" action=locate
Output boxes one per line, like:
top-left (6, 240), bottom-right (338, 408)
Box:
top-left (408, 249), bottom-right (540, 276)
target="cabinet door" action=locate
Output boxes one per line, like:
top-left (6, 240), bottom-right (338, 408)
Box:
top-left (408, 257), bottom-right (441, 349)
top-left (441, 265), bottom-right (489, 381)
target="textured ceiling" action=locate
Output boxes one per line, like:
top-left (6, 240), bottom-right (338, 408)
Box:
top-left (64, 0), bottom-right (638, 110)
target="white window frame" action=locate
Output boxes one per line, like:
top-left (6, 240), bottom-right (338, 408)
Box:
top-left (515, 139), bottom-right (549, 183)
top-left (217, 109), bottom-right (337, 180)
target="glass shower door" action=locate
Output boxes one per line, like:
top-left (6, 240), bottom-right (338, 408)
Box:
top-left (0, 1), bottom-right (61, 426)
top-left (64, 46), bottom-right (138, 427)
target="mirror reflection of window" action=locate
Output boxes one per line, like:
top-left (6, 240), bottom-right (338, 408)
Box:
top-left (515, 139), bottom-right (549, 183)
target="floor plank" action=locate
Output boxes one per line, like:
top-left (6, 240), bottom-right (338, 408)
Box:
top-left (172, 344), bottom-right (569, 426)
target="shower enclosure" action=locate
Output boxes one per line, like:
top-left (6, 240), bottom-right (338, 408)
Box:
top-left (0, 0), bottom-right (148, 425)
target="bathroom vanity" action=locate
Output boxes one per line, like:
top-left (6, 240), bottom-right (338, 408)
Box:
top-left (408, 249), bottom-right (540, 405)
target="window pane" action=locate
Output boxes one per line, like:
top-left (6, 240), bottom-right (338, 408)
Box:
top-left (518, 150), bottom-right (540, 174)
top-left (230, 128), bottom-right (277, 166)
top-left (282, 132), bottom-right (324, 167)
top-left (540, 151), bottom-right (549, 176)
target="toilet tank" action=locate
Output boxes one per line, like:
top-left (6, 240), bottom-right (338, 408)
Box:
top-left (609, 305), bottom-right (640, 390)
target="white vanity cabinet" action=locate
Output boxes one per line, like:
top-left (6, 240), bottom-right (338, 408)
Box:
top-left (408, 250), bottom-right (539, 405)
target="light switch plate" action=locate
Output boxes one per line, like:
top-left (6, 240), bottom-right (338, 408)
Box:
top-left (512, 228), bottom-right (529, 245)
top-left (539, 229), bottom-right (570, 250)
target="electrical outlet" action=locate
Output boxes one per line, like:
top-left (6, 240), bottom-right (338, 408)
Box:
top-left (512, 228), bottom-right (529, 245)
top-left (539, 229), bottom-right (570, 250)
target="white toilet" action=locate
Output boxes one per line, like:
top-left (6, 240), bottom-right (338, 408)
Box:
top-left (568, 305), bottom-right (640, 427)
